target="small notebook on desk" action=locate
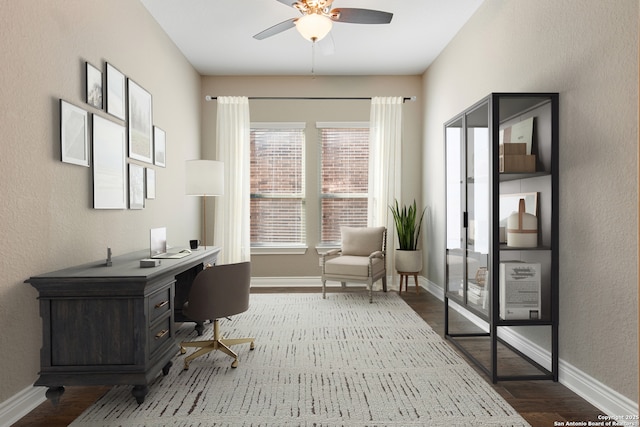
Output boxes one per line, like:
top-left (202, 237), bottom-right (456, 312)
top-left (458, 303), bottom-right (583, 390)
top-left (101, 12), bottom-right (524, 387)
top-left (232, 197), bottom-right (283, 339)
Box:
top-left (150, 227), bottom-right (191, 259)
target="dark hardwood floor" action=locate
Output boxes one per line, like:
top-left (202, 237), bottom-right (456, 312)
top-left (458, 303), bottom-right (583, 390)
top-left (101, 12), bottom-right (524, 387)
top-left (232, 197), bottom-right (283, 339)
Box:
top-left (13, 286), bottom-right (603, 427)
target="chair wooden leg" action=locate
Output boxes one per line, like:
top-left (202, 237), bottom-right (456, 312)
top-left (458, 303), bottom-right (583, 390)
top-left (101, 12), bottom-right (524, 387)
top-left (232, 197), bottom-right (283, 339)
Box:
top-left (322, 279), bottom-right (326, 299)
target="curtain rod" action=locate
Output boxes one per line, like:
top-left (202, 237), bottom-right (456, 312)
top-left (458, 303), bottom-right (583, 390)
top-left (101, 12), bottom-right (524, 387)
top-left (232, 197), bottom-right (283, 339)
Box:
top-left (205, 96), bottom-right (416, 103)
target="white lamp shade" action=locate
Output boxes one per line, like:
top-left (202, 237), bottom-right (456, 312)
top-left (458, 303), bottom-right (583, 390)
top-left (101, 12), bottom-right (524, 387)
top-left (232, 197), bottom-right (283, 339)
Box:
top-left (185, 160), bottom-right (224, 196)
top-left (295, 13), bottom-right (333, 41)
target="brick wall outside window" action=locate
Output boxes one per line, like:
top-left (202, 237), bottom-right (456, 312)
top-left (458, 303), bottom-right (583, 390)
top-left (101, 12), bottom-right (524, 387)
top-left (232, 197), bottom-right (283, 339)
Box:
top-left (250, 127), bottom-right (305, 245)
top-left (250, 124), bottom-right (369, 247)
top-left (320, 127), bottom-right (369, 244)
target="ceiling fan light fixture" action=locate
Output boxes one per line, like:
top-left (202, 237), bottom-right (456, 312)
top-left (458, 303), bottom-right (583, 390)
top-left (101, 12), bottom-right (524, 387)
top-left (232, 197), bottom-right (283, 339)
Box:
top-left (295, 13), bottom-right (332, 42)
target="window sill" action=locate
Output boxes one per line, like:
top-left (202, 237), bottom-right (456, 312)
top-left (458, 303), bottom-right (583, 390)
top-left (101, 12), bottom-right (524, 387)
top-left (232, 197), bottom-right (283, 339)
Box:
top-left (251, 245), bottom-right (308, 255)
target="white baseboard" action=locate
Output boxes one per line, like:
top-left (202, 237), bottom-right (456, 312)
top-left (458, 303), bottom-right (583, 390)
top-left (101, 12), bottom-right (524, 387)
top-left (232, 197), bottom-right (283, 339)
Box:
top-left (420, 277), bottom-right (639, 419)
top-left (4, 276), bottom-right (636, 424)
top-left (0, 385), bottom-right (46, 427)
top-left (251, 276), bottom-right (322, 287)
top-left (251, 275), bottom-right (409, 290)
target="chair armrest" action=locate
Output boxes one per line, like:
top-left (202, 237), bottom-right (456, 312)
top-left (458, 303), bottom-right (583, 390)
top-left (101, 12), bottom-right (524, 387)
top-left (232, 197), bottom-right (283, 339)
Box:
top-left (369, 250), bottom-right (385, 259)
top-left (321, 249), bottom-right (342, 266)
top-left (323, 248), bottom-right (342, 258)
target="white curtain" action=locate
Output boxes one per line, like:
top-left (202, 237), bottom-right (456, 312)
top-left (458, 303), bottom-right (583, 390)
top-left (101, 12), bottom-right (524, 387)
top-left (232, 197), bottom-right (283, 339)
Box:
top-left (214, 96), bottom-right (251, 264)
top-left (368, 96), bottom-right (403, 279)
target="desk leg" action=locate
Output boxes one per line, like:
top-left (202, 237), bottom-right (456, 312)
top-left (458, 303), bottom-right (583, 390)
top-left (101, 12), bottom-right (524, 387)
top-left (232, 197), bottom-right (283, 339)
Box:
top-left (132, 385), bottom-right (148, 404)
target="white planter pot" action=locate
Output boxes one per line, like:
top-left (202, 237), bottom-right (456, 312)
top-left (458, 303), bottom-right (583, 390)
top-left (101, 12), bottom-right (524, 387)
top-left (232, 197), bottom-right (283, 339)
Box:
top-left (395, 249), bottom-right (422, 273)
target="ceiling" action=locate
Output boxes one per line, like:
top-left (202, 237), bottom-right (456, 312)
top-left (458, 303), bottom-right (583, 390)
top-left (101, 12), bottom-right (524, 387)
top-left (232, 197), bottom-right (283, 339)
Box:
top-left (140, 0), bottom-right (484, 76)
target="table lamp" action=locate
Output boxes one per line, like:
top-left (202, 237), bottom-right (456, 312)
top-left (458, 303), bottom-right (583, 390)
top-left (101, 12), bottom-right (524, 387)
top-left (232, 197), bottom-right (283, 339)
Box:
top-left (185, 160), bottom-right (224, 248)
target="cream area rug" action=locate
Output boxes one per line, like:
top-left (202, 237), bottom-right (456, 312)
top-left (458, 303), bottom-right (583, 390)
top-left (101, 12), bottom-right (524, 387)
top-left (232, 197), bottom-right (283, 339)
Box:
top-left (71, 293), bottom-right (530, 426)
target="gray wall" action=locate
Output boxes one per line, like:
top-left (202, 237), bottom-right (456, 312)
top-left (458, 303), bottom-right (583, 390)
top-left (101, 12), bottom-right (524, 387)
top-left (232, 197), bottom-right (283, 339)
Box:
top-left (422, 0), bottom-right (638, 402)
top-left (200, 76), bottom-right (423, 278)
top-left (1, 0), bottom-right (636, 413)
top-left (0, 1), bottom-right (201, 403)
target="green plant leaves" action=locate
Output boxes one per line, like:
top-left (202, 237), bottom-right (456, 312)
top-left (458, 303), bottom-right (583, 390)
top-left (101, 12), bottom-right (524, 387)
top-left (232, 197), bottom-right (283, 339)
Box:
top-left (389, 199), bottom-right (426, 250)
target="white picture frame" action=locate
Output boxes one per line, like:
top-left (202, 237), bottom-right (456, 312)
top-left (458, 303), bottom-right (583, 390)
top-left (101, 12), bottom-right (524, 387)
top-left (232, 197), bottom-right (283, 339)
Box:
top-left (93, 115), bottom-right (127, 209)
top-left (60, 100), bottom-right (89, 167)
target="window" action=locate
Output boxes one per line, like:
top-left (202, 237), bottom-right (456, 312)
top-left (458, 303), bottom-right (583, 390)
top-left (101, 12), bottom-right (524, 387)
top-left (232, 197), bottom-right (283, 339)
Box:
top-left (318, 123), bottom-right (370, 244)
top-left (250, 123), bottom-right (305, 247)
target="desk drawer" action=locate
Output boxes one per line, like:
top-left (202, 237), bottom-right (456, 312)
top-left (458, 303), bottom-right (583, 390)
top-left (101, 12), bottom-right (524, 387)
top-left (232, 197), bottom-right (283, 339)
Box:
top-left (149, 316), bottom-right (172, 357)
top-left (148, 285), bottom-right (173, 324)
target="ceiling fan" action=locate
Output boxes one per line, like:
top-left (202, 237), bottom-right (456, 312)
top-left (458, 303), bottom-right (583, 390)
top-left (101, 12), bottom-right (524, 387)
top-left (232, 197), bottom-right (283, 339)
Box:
top-left (253, 0), bottom-right (393, 42)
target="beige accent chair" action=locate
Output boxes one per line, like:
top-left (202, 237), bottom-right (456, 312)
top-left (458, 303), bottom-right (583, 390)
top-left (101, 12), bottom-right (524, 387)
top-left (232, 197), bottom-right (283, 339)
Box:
top-left (180, 262), bottom-right (255, 370)
top-left (321, 226), bottom-right (387, 303)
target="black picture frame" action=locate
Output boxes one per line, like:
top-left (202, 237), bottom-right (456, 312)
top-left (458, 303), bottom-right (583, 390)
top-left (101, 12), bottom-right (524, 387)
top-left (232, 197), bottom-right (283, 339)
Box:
top-left (85, 62), bottom-right (103, 109)
top-left (93, 115), bottom-right (127, 209)
top-left (146, 168), bottom-right (156, 199)
top-left (153, 126), bottom-right (166, 167)
top-left (127, 79), bottom-right (153, 163)
top-left (129, 163), bottom-right (145, 209)
top-left (60, 100), bottom-right (89, 167)
top-left (106, 63), bottom-right (125, 120)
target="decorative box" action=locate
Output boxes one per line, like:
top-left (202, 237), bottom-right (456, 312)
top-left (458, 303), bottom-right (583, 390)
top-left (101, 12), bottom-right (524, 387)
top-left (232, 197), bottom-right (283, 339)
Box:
top-left (499, 142), bottom-right (527, 155)
top-left (499, 154), bottom-right (536, 173)
top-left (506, 198), bottom-right (538, 247)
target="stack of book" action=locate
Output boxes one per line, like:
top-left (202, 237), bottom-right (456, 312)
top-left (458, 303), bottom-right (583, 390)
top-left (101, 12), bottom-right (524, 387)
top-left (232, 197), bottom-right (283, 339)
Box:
top-left (467, 281), bottom-right (487, 308)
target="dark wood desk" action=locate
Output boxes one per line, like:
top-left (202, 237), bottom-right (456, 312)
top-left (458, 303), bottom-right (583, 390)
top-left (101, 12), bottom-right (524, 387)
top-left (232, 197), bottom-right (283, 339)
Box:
top-left (26, 246), bottom-right (220, 404)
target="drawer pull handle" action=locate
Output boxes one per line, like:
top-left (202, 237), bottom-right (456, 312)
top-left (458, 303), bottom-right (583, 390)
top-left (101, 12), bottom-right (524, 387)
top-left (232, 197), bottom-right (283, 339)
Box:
top-left (155, 329), bottom-right (169, 339)
top-left (155, 300), bottom-right (169, 309)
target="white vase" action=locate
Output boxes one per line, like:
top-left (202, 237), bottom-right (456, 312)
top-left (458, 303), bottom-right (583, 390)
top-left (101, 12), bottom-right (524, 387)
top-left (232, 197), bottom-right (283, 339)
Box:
top-left (395, 249), bottom-right (423, 273)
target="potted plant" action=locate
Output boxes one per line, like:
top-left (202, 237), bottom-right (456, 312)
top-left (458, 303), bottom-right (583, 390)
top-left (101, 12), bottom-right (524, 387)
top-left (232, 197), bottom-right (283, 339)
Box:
top-left (389, 199), bottom-right (426, 272)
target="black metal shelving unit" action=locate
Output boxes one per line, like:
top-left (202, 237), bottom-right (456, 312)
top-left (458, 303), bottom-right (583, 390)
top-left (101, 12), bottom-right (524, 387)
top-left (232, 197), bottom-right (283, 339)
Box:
top-left (443, 93), bottom-right (559, 383)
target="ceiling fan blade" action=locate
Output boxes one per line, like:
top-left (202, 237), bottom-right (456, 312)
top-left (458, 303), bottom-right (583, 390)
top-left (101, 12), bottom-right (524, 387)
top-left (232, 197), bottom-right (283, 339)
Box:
top-left (276, 0), bottom-right (298, 7)
top-left (253, 18), bottom-right (297, 40)
top-left (330, 8), bottom-right (393, 24)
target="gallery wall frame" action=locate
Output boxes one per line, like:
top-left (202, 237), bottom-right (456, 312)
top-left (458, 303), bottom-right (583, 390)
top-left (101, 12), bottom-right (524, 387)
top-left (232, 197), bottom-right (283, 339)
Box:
top-left (128, 79), bottom-right (153, 164)
top-left (106, 63), bottom-right (125, 120)
top-left (60, 99), bottom-right (89, 167)
top-left (85, 62), bottom-right (103, 109)
top-left (153, 126), bottom-right (166, 167)
top-left (129, 163), bottom-right (145, 209)
top-left (146, 168), bottom-right (156, 199)
top-left (93, 115), bottom-right (127, 209)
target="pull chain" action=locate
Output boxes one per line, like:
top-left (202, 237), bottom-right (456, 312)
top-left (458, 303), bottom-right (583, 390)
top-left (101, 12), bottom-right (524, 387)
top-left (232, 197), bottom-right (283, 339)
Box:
top-left (311, 37), bottom-right (317, 78)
